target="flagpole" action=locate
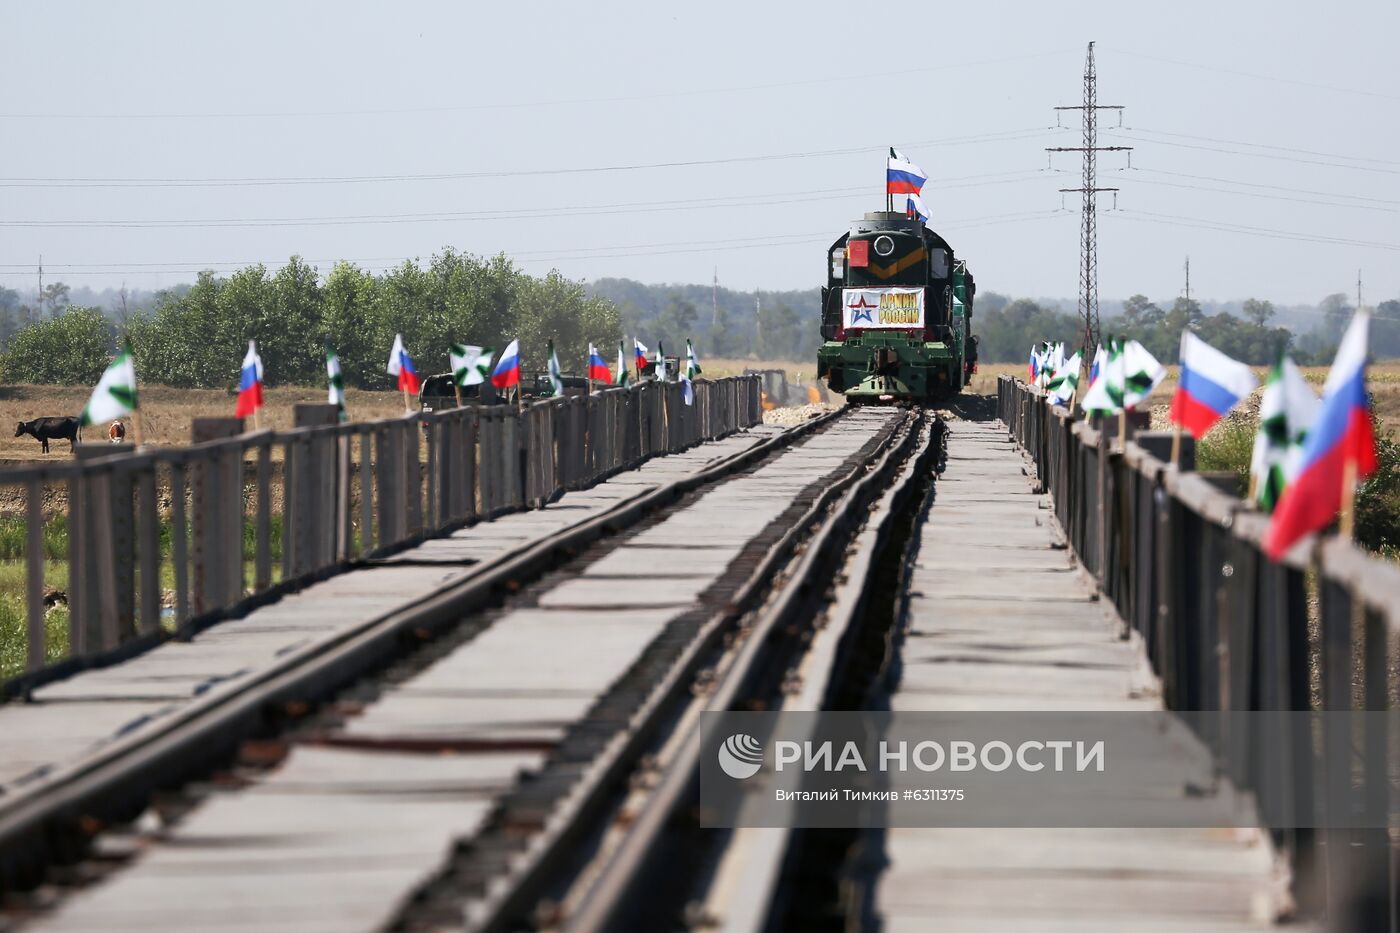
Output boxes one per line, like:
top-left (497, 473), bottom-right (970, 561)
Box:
top-left (453, 382), bottom-right (463, 409)
top-left (1118, 409), bottom-right (1127, 449)
top-left (402, 386), bottom-right (411, 414)
top-left (1170, 423), bottom-right (1181, 466)
top-left (1068, 356), bottom-right (1083, 417)
top-left (131, 409), bottom-right (145, 448)
top-left (1339, 457), bottom-right (1358, 540)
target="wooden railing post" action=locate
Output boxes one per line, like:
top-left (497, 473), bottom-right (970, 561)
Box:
top-left (293, 404), bottom-right (345, 567)
top-left (71, 444), bottom-right (136, 651)
top-left (189, 419), bottom-right (243, 618)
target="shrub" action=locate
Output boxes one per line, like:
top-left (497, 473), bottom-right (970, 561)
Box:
top-left (0, 307), bottom-right (114, 384)
top-left (1195, 418), bottom-right (1255, 496)
top-left (1196, 407), bottom-right (1400, 558)
top-left (1356, 419), bottom-right (1400, 555)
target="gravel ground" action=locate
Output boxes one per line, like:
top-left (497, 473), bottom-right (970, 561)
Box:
top-left (762, 403), bottom-right (837, 426)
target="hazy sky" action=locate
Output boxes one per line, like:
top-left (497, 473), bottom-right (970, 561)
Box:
top-left (1, 0), bottom-right (1396, 311)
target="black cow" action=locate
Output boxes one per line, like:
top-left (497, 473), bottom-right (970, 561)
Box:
top-left (15, 416), bottom-right (82, 454)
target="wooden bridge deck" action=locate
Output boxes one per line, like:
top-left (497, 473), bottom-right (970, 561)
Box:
top-left (19, 411), bottom-right (903, 931)
top-left (873, 419), bottom-right (1292, 932)
top-left (0, 425), bottom-right (787, 799)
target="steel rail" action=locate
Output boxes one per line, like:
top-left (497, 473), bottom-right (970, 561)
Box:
top-left (0, 409), bottom-right (842, 892)
top-left (556, 412), bottom-right (934, 933)
top-left (452, 411), bottom-right (928, 933)
top-left (700, 415), bottom-right (942, 933)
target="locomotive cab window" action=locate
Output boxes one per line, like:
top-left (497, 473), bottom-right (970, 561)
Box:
top-left (928, 248), bottom-right (949, 279)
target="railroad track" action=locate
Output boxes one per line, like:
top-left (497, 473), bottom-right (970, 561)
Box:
top-left (2, 406), bottom-right (941, 932)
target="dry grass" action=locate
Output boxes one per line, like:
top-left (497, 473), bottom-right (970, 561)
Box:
top-left (703, 357), bottom-right (823, 383)
top-left (0, 384), bottom-right (410, 463)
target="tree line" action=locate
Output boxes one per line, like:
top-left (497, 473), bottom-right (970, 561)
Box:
top-left (975, 291), bottom-right (1400, 365)
top-left (0, 251), bottom-right (621, 389)
top-left (586, 278), bottom-right (821, 362)
top-left (4, 259), bottom-right (1397, 386)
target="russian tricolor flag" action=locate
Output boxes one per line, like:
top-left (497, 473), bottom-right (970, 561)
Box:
top-left (1263, 310), bottom-right (1377, 560)
top-left (587, 344), bottom-right (612, 384)
top-left (235, 339), bottom-right (263, 418)
top-left (1089, 344), bottom-right (1105, 386)
top-left (491, 339), bottom-right (521, 389)
top-left (634, 338), bottom-right (648, 369)
top-left (906, 192), bottom-right (929, 224)
top-left (387, 334), bottom-right (421, 394)
top-left (1169, 331), bottom-right (1258, 439)
top-left (887, 147), bottom-right (927, 196)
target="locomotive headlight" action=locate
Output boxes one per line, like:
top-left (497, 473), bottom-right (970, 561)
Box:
top-left (873, 235), bottom-right (895, 257)
top-left (830, 248), bottom-right (845, 279)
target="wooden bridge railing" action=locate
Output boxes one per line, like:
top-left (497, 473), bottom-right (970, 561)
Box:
top-left (998, 375), bottom-right (1399, 928)
top-left (0, 376), bottom-right (762, 697)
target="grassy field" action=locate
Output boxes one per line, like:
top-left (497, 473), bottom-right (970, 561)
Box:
top-left (0, 511), bottom-right (289, 680)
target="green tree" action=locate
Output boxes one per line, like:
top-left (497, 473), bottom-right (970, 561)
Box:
top-left (1373, 298), bottom-right (1400, 360)
top-left (41, 281), bottom-right (71, 317)
top-left (1, 306), bottom-right (114, 384)
top-left (1297, 293), bottom-right (1353, 362)
top-left (1119, 294), bottom-right (1163, 330)
top-left (73, 251), bottom-right (623, 389)
top-left (976, 299), bottom-right (1079, 362)
top-left (756, 302), bottom-right (800, 360)
top-left (1242, 297), bottom-right (1275, 327)
top-left (655, 295), bottom-right (698, 353)
top-left (320, 262), bottom-right (382, 388)
top-left (706, 298), bottom-right (736, 357)
top-left (265, 257), bottom-right (323, 385)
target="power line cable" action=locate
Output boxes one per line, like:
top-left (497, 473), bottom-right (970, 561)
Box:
top-left (1103, 132), bottom-right (1400, 176)
top-left (1112, 209), bottom-right (1400, 252)
top-left (1098, 46), bottom-right (1400, 104)
top-left (1113, 166), bottom-right (1400, 206)
top-left (1116, 176), bottom-right (1400, 214)
top-left (0, 128), bottom-right (1066, 189)
top-left (1120, 126), bottom-right (1400, 167)
top-left (0, 171), bottom-right (1050, 229)
top-left (0, 212), bottom-right (1071, 276)
top-left (0, 49), bottom-right (1078, 120)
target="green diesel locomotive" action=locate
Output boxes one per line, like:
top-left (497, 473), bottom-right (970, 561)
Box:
top-left (816, 211), bottom-right (978, 403)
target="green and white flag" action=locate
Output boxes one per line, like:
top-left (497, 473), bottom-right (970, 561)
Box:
top-left (1081, 338), bottom-right (1165, 414)
top-left (326, 343), bottom-right (347, 420)
top-left (681, 339), bottom-right (701, 406)
top-left (1036, 341), bottom-right (1061, 390)
top-left (1121, 338), bottom-right (1167, 406)
top-left (546, 340), bottom-right (565, 397)
top-left (685, 339), bottom-right (702, 379)
top-left (616, 341), bottom-right (630, 387)
top-left (1249, 354), bottom-right (1319, 513)
top-left (1080, 338), bottom-right (1123, 414)
top-left (79, 345), bottom-right (138, 427)
top-left (450, 343), bottom-right (493, 387)
top-left (1046, 350), bottom-right (1082, 405)
top-left (654, 341), bottom-right (665, 381)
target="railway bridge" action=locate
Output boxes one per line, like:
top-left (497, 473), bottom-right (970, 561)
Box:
top-left (0, 375), bottom-right (1394, 931)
